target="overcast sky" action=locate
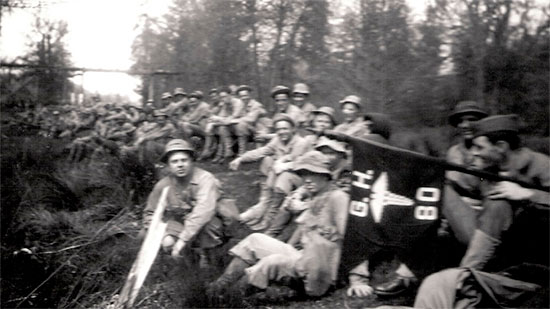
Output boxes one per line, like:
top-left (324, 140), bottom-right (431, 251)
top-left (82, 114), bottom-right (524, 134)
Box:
top-left (0, 0), bottom-right (427, 103)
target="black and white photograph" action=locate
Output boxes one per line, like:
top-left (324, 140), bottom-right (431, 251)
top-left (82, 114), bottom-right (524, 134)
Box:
top-left (1, 0), bottom-right (548, 308)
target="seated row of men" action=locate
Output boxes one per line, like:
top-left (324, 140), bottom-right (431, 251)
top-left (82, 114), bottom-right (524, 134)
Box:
top-left (62, 82), bottom-right (372, 173)
top-left (142, 98), bottom-right (549, 306)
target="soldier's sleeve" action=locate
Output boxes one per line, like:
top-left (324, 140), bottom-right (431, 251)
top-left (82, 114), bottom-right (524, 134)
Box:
top-left (331, 190), bottom-right (350, 239)
top-left (349, 261), bottom-right (370, 285)
top-left (239, 138), bottom-right (277, 162)
top-left (177, 172), bottom-right (219, 242)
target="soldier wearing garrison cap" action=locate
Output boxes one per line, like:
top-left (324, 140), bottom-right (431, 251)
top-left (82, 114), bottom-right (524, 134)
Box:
top-left (417, 115), bottom-right (550, 308)
top-left (143, 139), bottom-right (234, 263)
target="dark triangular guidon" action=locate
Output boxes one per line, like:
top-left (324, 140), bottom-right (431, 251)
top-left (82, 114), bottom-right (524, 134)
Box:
top-left (339, 136), bottom-right (445, 276)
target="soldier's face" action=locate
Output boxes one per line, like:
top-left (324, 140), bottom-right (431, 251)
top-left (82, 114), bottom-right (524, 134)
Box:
top-left (189, 97), bottom-right (198, 106)
top-left (168, 151), bottom-right (193, 178)
top-left (238, 90), bottom-right (250, 104)
top-left (312, 114), bottom-right (333, 130)
top-left (219, 91), bottom-right (231, 104)
top-left (174, 94), bottom-right (185, 102)
top-left (342, 103), bottom-right (360, 122)
top-left (471, 136), bottom-right (504, 170)
top-left (301, 171), bottom-right (330, 195)
top-left (274, 94), bottom-right (289, 111)
top-left (275, 120), bottom-right (294, 143)
top-left (210, 93), bottom-right (218, 102)
top-left (318, 147), bottom-right (344, 169)
top-left (293, 93), bottom-right (306, 106)
top-left (457, 114), bottom-right (480, 140)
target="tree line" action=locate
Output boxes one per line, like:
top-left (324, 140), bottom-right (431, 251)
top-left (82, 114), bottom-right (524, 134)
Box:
top-left (131, 0), bottom-right (549, 133)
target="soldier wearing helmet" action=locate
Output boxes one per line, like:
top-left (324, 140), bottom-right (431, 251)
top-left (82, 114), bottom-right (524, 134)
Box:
top-left (142, 139), bottom-right (233, 263)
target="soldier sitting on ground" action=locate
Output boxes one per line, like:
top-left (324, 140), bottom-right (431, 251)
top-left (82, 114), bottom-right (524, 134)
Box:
top-left (229, 113), bottom-right (309, 231)
top-left (415, 114), bottom-right (550, 308)
top-left (208, 151), bottom-right (349, 302)
top-left (237, 106), bottom-right (339, 227)
top-left (227, 85), bottom-right (270, 156)
top-left (141, 139), bottom-right (238, 268)
top-left (177, 91), bottom-right (211, 142)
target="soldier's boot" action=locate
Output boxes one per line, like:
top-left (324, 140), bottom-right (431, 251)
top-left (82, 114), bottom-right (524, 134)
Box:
top-left (207, 257), bottom-right (249, 295)
top-left (237, 135), bottom-right (248, 156)
top-left (249, 191), bottom-right (287, 231)
top-left (198, 135), bottom-right (214, 161)
top-left (460, 229), bottom-right (501, 270)
top-left (211, 140), bottom-right (224, 163)
top-left (222, 135), bottom-right (234, 160)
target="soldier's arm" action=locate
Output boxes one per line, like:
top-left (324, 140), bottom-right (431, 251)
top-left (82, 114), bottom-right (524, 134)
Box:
top-left (239, 138), bottom-right (277, 163)
top-left (176, 173), bottom-right (218, 243)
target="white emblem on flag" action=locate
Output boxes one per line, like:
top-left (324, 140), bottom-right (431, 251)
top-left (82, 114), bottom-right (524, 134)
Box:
top-left (370, 172), bottom-right (414, 223)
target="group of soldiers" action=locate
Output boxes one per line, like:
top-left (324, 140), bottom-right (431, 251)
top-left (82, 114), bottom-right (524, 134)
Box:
top-left (139, 84), bottom-right (549, 307)
top-left (15, 82), bottom-right (548, 306)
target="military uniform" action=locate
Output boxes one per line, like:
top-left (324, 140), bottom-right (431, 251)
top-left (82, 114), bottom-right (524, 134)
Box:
top-left (211, 151), bottom-right (349, 297)
top-left (419, 115), bottom-right (550, 308)
top-left (179, 93), bottom-right (211, 139)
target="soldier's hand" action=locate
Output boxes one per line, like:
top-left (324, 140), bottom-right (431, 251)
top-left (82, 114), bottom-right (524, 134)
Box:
top-left (347, 283), bottom-right (374, 297)
top-left (171, 239), bottom-right (186, 257)
top-left (487, 181), bottom-right (533, 201)
top-left (229, 158), bottom-right (241, 171)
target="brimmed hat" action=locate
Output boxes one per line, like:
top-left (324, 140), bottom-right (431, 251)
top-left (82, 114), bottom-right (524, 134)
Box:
top-left (189, 91), bottom-right (201, 99)
top-left (293, 150), bottom-right (332, 178)
top-left (448, 101), bottom-right (488, 127)
top-left (364, 113), bottom-right (392, 140)
top-left (473, 114), bottom-right (519, 138)
top-left (339, 95), bottom-right (362, 108)
top-left (271, 85), bottom-right (291, 98)
top-left (218, 86), bottom-right (232, 94)
top-left (159, 139), bottom-right (195, 163)
top-left (161, 92), bottom-right (172, 100)
top-left (311, 106), bottom-right (336, 125)
top-left (292, 83), bottom-right (310, 95)
top-left (173, 88), bottom-right (187, 96)
top-left (314, 136), bottom-right (347, 154)
top-left (209, 88), bottom-right (218, 94)
top-left (236, 85), bottom-right (252, 94)
top-left (272, 113), bottom-right (295, 127)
